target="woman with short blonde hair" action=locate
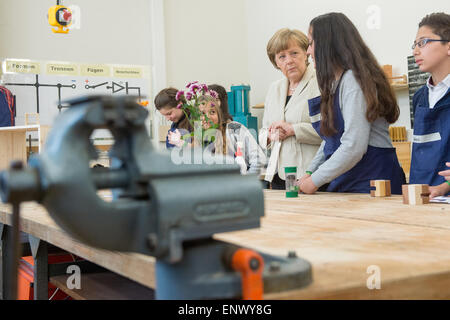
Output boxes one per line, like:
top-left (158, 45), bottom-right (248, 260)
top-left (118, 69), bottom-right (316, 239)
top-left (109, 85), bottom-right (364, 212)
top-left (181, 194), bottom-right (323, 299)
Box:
top-left (259, 28), bottom-right (322, 189)
top-left (267, 28), bottom-right (310, 69)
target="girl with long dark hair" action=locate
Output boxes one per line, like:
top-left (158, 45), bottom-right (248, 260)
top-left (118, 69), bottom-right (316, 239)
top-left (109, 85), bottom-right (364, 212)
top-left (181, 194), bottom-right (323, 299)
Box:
top-left (298, 12), bottom-right (405, 194)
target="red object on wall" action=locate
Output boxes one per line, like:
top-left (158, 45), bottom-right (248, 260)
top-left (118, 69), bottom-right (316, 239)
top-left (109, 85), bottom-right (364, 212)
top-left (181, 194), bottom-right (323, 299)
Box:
top-left (18, 254), bottom-right (76, 300)
top-left (62, 10), bottom-right (72, 23)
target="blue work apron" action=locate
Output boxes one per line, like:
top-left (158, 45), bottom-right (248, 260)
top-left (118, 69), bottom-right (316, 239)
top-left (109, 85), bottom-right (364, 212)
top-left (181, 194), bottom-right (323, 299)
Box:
top-left (308, 80), bottom-right (405, 194)
top-left (0, 90), bottom-right (12, 127)
top-left (410, 86), bottom-right (450, 186)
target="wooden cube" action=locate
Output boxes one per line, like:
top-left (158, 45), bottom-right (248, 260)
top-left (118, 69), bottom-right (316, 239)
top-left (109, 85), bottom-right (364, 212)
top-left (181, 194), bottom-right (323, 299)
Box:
top-left (370, 180), bottom-right (391, 197)
top-left (402, 184), bottom-right (430, 205)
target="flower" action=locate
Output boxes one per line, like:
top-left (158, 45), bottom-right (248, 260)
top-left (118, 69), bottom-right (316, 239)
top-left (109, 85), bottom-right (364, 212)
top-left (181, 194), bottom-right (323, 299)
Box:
top-left (174, 82), bottom-right (220, 146)
top-left (186, 81), bottom-right (199, 89)
top-left (190, 83), bottom-right (201, 93)
top-left (209, 90), bottom-right (218, 99)
top-left (175, 90), bottom-right (184, 101)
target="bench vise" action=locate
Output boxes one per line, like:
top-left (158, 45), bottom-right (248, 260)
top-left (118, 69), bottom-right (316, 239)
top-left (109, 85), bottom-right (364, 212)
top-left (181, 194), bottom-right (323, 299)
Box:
top-left (0, 96), bottom-right (312, 299)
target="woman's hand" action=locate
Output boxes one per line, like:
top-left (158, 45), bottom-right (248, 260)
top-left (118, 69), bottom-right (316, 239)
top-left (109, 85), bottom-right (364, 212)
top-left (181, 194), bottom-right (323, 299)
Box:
top-left (298, 176), bottom-right (318, 194)
top-left (296, 174), bottom-right (311, 187)
top-left (269, 121), bottom-right (295, 141)
top-left (268, 123), bottom-right (284, 142)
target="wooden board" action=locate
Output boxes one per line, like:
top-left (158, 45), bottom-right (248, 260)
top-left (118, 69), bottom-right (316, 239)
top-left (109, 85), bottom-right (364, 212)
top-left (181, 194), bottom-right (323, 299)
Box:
top-left (50, 272), bottom-right (155, 300)
top-left (1, 190), bottom-right (450, 299)
top-left (215, 191), bottom-right (450, 299)
top-left (392, 141), bottom-right (411, 179)
top-left (0, 125), bottom-right (50, 170)
top-left (0, 201), bottom-right (156, 289)
top-left (391, 83), bottom-right (409, 91)
top-left (0, 130), bottom-right (27, 170)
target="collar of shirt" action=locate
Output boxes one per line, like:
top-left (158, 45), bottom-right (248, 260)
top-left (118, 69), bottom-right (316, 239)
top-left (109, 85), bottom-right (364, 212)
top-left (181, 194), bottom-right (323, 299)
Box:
top-left (426, 74), bottom-right (450, 109)
top-left (426, 74), bottom-right (450, 91)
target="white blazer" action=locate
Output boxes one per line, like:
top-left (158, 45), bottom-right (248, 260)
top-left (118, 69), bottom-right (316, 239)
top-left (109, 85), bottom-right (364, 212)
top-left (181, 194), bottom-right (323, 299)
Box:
top-left (259, 63), bottom-right (322, 181)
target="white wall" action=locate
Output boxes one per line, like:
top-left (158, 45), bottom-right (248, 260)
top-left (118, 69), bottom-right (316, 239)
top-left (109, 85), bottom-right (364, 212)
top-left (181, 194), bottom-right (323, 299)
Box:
top-left (2, 1), bottom-right (447, 135)
top-left (245, 0), bottom-right (449, 131)
top-left (0, 0), bottom-right (152, 65)
top-left (0, 0), bottom-right (161, 141)
top-left (164, 0), bottom-right (449, 133)
top-left (164, 0), bottom-right (250, 91)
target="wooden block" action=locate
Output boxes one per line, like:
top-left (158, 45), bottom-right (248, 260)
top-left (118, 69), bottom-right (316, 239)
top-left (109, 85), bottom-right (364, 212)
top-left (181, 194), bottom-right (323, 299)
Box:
top-left (402, 184), bottom-right (430, 205)
top-left (392, 141), bottom-right (411, 178)
top-left (389, 126), bottom-right (407, 142)
top-left (370, 180), bottom-right (391, 197)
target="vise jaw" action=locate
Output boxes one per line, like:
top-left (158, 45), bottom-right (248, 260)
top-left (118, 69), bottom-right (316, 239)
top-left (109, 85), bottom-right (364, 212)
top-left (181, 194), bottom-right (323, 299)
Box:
top-left (0, 95), bottom-right (264, 263)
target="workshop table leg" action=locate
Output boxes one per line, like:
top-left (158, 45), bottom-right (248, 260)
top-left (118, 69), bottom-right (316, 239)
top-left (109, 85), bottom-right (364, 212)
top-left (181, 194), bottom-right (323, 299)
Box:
top-left (1, 223), bottom-right (22, 300)
top-left (29, 234), bottom-right (48, 300)
top-left (0, 223), bottom-right (4, 300)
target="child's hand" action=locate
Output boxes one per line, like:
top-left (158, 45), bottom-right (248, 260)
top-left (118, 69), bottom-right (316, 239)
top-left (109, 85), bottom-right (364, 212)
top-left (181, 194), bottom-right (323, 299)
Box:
top-left (299, 176), bottom-right (318, 194)
top-left (429, 183), bottom-right (450, 199)
top-left (438, 162), bottom-right (450, 181)
top-left (168, 129), bottom-right (184, 148)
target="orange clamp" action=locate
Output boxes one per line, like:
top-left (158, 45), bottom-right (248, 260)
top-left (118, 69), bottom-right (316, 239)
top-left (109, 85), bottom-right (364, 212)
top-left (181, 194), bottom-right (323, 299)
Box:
top-left (231, 248), bottom-right (264, 300)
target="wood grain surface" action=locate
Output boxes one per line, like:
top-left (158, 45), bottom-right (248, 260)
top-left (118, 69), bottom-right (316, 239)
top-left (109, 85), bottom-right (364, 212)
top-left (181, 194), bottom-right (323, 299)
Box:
top-left (1, 190), bottom-right (449, 299)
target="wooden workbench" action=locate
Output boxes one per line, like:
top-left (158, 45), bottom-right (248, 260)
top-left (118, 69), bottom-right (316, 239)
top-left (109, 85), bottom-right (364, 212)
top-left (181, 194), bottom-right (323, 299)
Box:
top-left (0, 125), bottom-right (50, 170)
top-left (1, 190), bottom-right (449, 299)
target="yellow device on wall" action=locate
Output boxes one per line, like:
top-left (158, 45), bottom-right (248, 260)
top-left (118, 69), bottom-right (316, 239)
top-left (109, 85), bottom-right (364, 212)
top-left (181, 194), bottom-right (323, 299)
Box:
top-left (48, 1), bottom-right (72, 34)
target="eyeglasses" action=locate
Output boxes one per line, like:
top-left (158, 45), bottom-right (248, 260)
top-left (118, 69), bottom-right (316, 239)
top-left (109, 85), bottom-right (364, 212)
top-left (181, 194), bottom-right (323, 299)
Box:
top-left (412, 38), bottom-right (449, 49)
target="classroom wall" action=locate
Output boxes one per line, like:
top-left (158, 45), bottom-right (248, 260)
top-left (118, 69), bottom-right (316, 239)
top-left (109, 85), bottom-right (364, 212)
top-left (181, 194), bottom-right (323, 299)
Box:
top-left (0, 0), bottom-right (159, 141)
top-left (1, 1), bottom-right (448, 137)
top-left (164, 0), bottom-right (450, 133)
top-left (245, 0), bottom-right (450, 131)
top-left (163, 0), bottom-right (250, 91)
top-left (0, 0), bottom-right (152, 65)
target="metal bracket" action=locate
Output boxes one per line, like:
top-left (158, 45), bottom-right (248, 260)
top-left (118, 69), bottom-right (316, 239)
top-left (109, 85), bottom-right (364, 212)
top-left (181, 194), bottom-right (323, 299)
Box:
top-left (0, 223), bottom-right (5, 299)
top-left (28, 234), bottom-right (48, 300)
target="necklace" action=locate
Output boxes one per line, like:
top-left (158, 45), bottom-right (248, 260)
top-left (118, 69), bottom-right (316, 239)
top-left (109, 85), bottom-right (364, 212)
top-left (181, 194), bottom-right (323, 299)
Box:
top-left (289, 84), bottom-right (298, 92)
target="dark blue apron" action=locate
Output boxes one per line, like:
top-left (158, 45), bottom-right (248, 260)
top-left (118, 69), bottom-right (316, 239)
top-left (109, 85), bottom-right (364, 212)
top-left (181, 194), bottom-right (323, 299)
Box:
top-left (0, 90), bottom-right (12, 127)
top-left (308, 77), bottom-right (405, 194)
top-left (410, 86), bottom-right (450, 186)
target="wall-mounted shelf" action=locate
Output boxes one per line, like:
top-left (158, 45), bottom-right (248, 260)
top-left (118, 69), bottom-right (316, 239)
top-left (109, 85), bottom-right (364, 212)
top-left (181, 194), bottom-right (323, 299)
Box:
top-left (391, 83), bottom-right (409, 91)
top-left (251, 103), bottom-right (264, 109)
top-left (0, 125), bottom-right (50, 170)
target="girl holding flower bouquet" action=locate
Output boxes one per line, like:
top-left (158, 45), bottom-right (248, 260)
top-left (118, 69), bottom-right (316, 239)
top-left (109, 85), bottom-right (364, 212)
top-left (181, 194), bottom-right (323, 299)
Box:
top-left (154, 87), bottom-right (193, 148)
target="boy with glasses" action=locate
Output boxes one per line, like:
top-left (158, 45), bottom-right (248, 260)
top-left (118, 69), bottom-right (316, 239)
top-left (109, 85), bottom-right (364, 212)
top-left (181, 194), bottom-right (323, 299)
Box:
top-left (410, 12), bottom-right (450, 197)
